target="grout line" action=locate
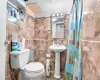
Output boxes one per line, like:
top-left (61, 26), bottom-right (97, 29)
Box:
top-left (32, 39), bottom-right (53, 41)
top-left (81, 39), bottom-right (100, 43)
top-left (6, 68), bottom-right (20, 79)
top-left (5, 70), bottom-right (16, 79)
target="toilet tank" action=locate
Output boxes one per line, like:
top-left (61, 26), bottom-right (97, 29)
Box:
top-left (10, 49), bottom-right (34, 69)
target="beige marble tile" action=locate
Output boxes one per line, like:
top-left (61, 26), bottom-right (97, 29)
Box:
top-left (6, 69), bottom-right (19, 80)
top-left (35, 50), bottom-right (40, 59)
top-left (6, 76), bottom-right (12, 80)
top-left (48, 32), bottom-right (52, 40)
top-left (48, 40), bottom-right (52, 48)
top-left (60, 51), bottom-right (67, 72)
top-left (82, 42), bottom-right (100, 80)
top-left (82, 1), bottom-right (100, 80)
top-left (50, 51), bottom-right (55, 58)
top-left (6, 14), bottom-right (35, 79)
top-left (50, 60), bottom-right (55, 72)
top-left (33, 40), bottom-right (41, 50)
top-left (39, 50), bottom-right (48, 58)
top-left (64, 14), bottom-right (69, 29)
top-left (25, 40), bottom-right (34, 49)
top-left (6, 13), bottom-right (68, 80)
top-left (64, 29), bottom-right (69, 39)
top-left (82, 1), bottom-right (100, 41)
top-left (41, 72), bottom-right (65, 80)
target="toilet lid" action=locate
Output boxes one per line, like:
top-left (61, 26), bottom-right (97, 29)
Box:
top-left (24, 62), bottom-right (44, 72)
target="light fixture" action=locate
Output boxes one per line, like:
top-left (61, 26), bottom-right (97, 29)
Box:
top-left (51, 13), bottom-right (64, 17)
top-left (52, 17), bottom-right (57, 22)
top-left (52, 14), bottom-right (55, 16)
top-left (57, 13), bottom-right (59, 16)
top-left (61, 13), bottom-right (63, 16)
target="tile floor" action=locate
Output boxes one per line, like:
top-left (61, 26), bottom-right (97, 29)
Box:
top-left (42, 77), bottom-right (65, 80)
top-left (41, 72), bottom-right (65, 80)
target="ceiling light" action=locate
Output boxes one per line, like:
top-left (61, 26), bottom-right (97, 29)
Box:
top-left (61, 13), bottom-right (63, 16)
top-left (52, 18), bottom-right (57, 22)
top-left (57, 13), bottom-right (59, 16)
top-left (52, 14), bottom-right (55, 16)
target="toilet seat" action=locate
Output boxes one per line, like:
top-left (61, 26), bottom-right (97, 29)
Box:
top-left (23, 62), bottom-right (44, 73)
top-left (20, 62), bottom-right (45, 79)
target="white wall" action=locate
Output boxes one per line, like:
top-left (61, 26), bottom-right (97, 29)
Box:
top-left (0, 0), bottom-right (6, 80)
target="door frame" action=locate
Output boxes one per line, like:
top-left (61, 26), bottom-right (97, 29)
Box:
top-left (0, 0), bottom-right (7, 80)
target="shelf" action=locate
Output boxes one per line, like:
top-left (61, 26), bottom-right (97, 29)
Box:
top-left (8, 0), bottom-right (26, 11)
top-left (7, 0), bottom-right (26, 17)
top-left (7, 15), bottom-right (17, 23)
top-left (7, 14), bottom-right (22, 24)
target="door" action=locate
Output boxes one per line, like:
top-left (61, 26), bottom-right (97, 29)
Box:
top-left (0, 0), bottom-right (7, 80)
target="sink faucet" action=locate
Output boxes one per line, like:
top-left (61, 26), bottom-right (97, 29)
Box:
top-left (53, 39), bottom-right (63, 45)
top-left (57, 40), bottom-right (63, 45)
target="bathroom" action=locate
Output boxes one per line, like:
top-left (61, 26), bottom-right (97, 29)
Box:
top-left (0, 0), bottom-right (100, 80)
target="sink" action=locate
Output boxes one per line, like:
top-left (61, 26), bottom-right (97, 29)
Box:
top-left (49, 44), bottom-right (66, 79)
top-left (49, 44), bottom-right (66, 53)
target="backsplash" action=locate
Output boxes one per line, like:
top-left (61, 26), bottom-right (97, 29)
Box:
top-left (6, 13), bottom-right (69, 80)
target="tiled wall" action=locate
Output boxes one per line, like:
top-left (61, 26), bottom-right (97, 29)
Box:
top-left (82, 1), bottom-right (100, 80)
top-left (6, 14), bottom-right (69, 80)
top-left (32, 15), bottom-right (69, 79)
top-left (6, 0), bottom-right (100, 79)
top-left (6, 14), bottom-right (35, 80)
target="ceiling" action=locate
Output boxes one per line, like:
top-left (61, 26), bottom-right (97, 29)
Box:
top-left (25, 0), bottom-right (73, 17)
top-left (27, 4), bottom-right (41, 13)
top-left (25, 0), bottom-right (99, 17)
top-left (83, 0), bottom-right (97, 11)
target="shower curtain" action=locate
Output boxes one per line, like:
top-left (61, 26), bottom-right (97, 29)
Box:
top-left (65, 0), bottom-right (83, 80)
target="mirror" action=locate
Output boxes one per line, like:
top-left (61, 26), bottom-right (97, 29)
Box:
top-left (51, 13), bottom-right (64, 38)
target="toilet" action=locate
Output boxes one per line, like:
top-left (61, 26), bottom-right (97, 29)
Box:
top-left (10, 49), bottom-right (45, 80)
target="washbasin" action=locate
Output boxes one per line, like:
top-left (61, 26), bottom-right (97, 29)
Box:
top-left (49, 44), bottom-right (66, 79)
top-left (49, 44), bottom-right (66, 53)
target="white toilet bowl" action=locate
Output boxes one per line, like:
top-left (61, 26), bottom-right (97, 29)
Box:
top-left (10, 49), bottom-right (45, 80)
top-left (19, 62), bottom-right (45, 80)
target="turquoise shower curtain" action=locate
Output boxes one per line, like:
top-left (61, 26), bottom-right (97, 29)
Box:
top-left (65, 0), bottom-right (83, 80)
